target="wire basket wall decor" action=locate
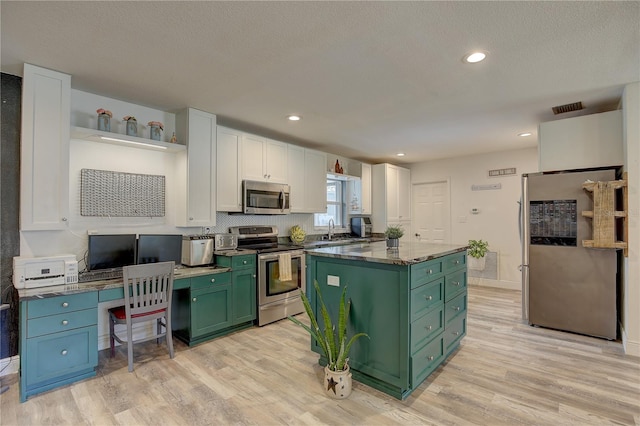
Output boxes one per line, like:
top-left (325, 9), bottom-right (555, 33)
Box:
top-left (80, 168), bottom-right (165, 217)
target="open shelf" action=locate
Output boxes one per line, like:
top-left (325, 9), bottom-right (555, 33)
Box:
top-left (71, 126), bottom-right (186, 153)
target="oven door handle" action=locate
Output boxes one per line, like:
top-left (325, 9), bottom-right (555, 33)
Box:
top-left (259, 251), bottom-right (304, 261)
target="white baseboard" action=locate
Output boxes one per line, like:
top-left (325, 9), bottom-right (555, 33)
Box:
top-left (0, 355), bottom-right (19, 377)
top-left (621, 326), bottom-right (640, 357)
top-left (468, 277), bottom-right (520, 291)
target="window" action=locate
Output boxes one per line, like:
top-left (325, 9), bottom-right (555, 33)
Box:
top-left (314, 179), bottom-right (343, 227)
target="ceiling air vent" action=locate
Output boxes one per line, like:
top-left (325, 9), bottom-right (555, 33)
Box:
top-left (552, 101), bottom-right (584, 115)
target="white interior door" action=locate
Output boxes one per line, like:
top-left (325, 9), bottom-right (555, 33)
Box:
top-left (412, 181), bottom-right (450, 244)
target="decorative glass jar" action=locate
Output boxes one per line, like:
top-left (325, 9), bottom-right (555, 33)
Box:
top-left (125, 119), bottom-right (137, 137)
top-left (149, 125), bottom-right (162, 141)
top-left (97, 114), bottom-right (111, 132)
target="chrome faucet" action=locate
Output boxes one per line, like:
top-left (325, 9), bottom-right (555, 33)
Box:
top-left (328, 218), bottom-right (335, 240)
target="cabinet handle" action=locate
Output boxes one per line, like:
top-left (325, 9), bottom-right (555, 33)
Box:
top-left (453, 281), bottom-right (460, 286)
top-left (242, 260), bottom-right (247, 265)
top-left (427, 355), bottom-right (434, 361)
top-left (454, 306), bottom-right (461, 311)
top-left (454, 331), bottom-right (460, 336)
top-left (192, 298), bottom-right (197, 302)
top-left (62, 302), bottom-right (69, 308)
top-left (211, 278), bottom-right (215, 283)
top-left (427, 269), bottom-right (433, 274)
top-left (425, 295), bottom-right (433, 301)
top-left (61, 217), bottom-right (68, 222)
top-left (426, 325), bottom-right (432, 331)
top-left (455, 260), bottom-right (460, 264)
top-left (252, 275), bottom-right (256, 278)
top-left (61, 350), bottom-right (68, 356)
top-left (61, 320), bottom-right (69, 326)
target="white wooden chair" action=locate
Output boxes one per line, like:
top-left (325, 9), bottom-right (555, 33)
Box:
top-left (108, 261), bottom-right (175, 372)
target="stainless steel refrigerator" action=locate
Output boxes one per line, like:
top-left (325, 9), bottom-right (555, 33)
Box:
top-left (521, 169), bottom-right (619, 339)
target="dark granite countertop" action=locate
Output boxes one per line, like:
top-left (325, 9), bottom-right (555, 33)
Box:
top-left (17, 265), bottom-right (231, 300)
top-left (305, 241), bottom-right (468, 266)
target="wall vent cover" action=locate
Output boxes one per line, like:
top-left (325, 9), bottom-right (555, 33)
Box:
top-left (552, 101), bottom-right (583, 115)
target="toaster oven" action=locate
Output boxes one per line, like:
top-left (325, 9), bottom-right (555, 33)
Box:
top-left (181, 235), bottom-right (214, 266)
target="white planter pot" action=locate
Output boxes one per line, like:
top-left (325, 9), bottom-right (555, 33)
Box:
top-left (324, 365), bottom-right (352, 399)
top-left (468, 256), bottom-right (486, 271)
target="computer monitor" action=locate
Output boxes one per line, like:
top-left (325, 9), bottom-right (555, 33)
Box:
top-left (136, 234), bottom-right (182, 266)
top-left (87, 234), bottom-right (137, 271)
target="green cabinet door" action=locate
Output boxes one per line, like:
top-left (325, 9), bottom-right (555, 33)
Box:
top-left (232, 268), bottom-right (256, 325)
top-left (190, 284), bottom-right (232, 338)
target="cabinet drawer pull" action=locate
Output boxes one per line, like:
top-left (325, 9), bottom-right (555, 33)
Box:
top-left (427, 269), bottom-right (433, 274)
top-left (61, 320), bottom-right (69, 326)
top-left (427, 355), bottom-right (434, 361)
top-left (192, 298), bottom-right (197, 302)
top-left (425, 295), bottom-right (433, 301)
top-left (61, 350), bottom-right (68, 356)
top-left (455, 260), bottom-right (460, 265)
top-left (242, 260), bottom-right (247, 265)
top-left (253, 274), bottom-right (257, 278)
top-left (453, 281), bottom-right (460, 286)
top-left (454, 331), bottom-right (460, 336)
top-left (426, 325), bottom-right (432, 331)
top-left (210, 278), bottom-right (215, 283)
top-left (454, 306), bottom-right (461, 311)
top-left (61, 302), bottom-right (69, 308)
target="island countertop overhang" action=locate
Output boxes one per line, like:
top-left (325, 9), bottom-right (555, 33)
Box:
top-left (305, 241), bottom-right (468, 265)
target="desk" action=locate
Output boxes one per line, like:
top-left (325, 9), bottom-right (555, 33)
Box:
top-left (17, 266), bottom-right (230, 402)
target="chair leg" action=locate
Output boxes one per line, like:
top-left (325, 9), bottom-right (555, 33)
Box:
top-left (157, 318), bottom-right (161, 345)
top-left (109, 317), bottom-right (115, 358)
top-left (165, 315), bottom-right (174, 359)
top-left (126, 320), bottom-right (134, 372)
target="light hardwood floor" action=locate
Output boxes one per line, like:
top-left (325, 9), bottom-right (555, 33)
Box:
top-left (1, 285), bottom-right (639, 425)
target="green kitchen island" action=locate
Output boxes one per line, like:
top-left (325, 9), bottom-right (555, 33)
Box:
top-left (305, 241), bottom-right (468, 399)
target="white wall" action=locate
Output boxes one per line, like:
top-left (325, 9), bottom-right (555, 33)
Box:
top-left (410, 147), bottom-right (539, 290)
top-left (622, 82), bottom-right (640, 356)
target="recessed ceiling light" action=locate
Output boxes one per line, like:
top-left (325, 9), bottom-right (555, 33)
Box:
top-left (396, 152), bottom-right (405, 157)
top-left (287, 115), bottom-right (301, 121)
top-left (463, 51), bottom-right (487, 64)
top-left (518, 132), bottom-right (532, 137)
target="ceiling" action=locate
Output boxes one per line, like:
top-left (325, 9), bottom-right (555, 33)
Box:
top-left (2, 1), bottom-right (638, 164)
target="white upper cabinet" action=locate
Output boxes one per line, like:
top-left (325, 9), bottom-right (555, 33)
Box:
top-left (20, 64), bottom-right (71, 230)
top-left (175, 108), bottom-right (217, 227)
top-left (240, 134), bottom-right (288, 183)
top-left (287, 145), bottom-right (327, 213)
top-left (371, 163), bottom-right (411, 233)
top-left (304, 149), bottom-right (328, 213)
top-left (361, 163), bottom-right (372, 214)
top-left (216, 126), bottom-right (242, 212)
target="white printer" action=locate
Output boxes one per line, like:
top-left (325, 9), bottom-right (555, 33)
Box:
top-left (13, 255), bottom-right (79, 289)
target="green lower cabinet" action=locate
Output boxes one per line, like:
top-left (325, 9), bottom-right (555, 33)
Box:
top-left (20, 292), bottom-right (98, 402)
top-left (232, 268), bottom-right (256, 325)
top-left (173, 256), bottom-right (257, 346)
top-left (307, 251), bottom-right (467, 400)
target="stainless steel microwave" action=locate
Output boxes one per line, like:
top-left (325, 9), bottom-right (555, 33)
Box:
top-left (242, 180), bottom-right (290, 214)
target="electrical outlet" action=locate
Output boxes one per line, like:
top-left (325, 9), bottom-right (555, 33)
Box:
top-left (203, 226), bottom-right (212, 234)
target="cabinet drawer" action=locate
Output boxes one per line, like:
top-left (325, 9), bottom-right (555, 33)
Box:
top-left (443, 252), bottom-right (466, 273)
top-left (445, 291), bottom-right (467, 324)
top-left (216, 254), bottom-right (256, 270)
top-left (190, 272), bottom-right (232, 290)
top-left (410, 278), bottom-right (443, 321)
top-left (444, 313), bottom-right (466, 355)
top-left (444, 269), bottom-right (467, 301)
top-left (25, 326), bottom-right (98, 386)
top-left (173, 277), bottom-right (190, 290)
top-left (411, 334), bottom-right (444, 386)
top-left (410, 259), bottom-right (444, 289)
top-left (27, 292), bottom-right (98, 319)
top-left (410, 307), bottom-right (443, 354)
top-left (27, 308), bottom-right (97, 338)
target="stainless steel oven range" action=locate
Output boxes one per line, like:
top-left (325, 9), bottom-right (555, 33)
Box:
top-left (229, 225), bottom-right (305, 326)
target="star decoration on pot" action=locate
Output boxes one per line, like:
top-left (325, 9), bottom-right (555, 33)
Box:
top-left (327, 376), bottom-right (338, 394)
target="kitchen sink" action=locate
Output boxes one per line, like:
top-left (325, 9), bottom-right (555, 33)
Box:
top-left (304, 237), bottom-right (368, 248)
